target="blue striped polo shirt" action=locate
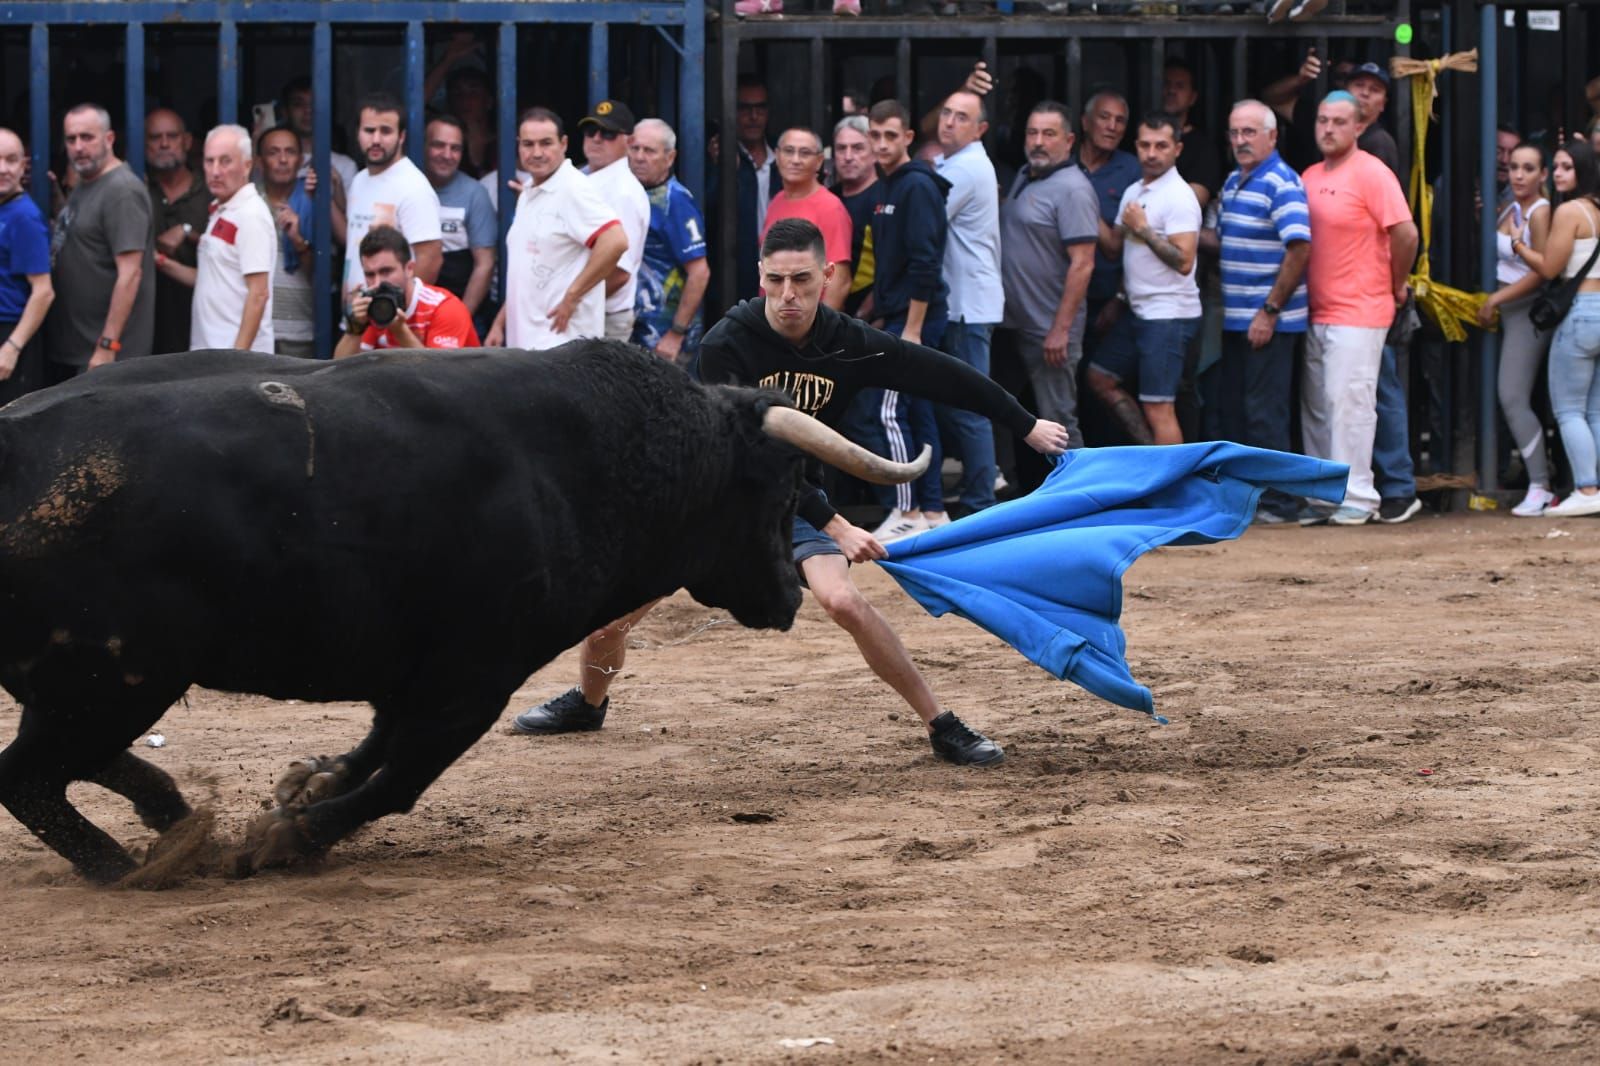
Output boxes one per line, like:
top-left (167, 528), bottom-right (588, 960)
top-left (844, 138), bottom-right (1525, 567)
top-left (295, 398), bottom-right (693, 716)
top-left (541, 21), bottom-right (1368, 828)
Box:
top-left (1218, 150), bottom-right (1311, 332)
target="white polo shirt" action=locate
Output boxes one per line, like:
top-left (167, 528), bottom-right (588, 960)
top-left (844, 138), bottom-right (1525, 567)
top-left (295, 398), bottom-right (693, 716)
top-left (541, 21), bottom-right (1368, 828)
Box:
top-left (505, 159), bottom-right (621, 350)
top-left (1115, 164), bottom-right (1202, 319)
top-left (584, 156), bottom-right (651, 316)
top-left (191, 182), bottom-right (277, 352)
top-left (343, 156), bottom-right (442, 296)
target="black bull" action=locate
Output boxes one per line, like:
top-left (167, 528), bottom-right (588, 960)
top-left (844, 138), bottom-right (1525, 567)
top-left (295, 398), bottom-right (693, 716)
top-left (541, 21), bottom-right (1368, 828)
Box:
top-left (0, 342), bottom-right (925, 882)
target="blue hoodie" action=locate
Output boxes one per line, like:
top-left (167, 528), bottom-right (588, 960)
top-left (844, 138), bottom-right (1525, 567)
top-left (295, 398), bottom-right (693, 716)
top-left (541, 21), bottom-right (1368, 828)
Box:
top-left (871, 159), bottom-right (951, 324)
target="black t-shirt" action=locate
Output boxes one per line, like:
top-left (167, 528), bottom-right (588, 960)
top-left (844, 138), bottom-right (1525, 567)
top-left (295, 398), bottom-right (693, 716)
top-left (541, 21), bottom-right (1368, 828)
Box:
top-left (832, 179), bottom-right (886, 315)
top-left (1178, 124), bottom-right (1225, 200)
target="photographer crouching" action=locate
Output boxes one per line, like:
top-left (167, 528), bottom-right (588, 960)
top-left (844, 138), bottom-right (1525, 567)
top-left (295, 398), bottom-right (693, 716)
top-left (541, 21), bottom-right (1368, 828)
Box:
top-left (335, 224), bottom-right (479, 357)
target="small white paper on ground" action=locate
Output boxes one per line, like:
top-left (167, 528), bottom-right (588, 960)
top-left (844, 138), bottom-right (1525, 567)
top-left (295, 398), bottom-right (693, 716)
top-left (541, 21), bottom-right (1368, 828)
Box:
top-left (777, 1038), bottom-right (835, 1049)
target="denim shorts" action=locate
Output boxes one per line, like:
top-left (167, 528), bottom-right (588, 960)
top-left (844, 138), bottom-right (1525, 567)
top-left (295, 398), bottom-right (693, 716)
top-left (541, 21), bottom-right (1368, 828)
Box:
top-left (792, 514), bottom-right (843, 568)
top-left (1089, 313), bottom-right (1201, 403)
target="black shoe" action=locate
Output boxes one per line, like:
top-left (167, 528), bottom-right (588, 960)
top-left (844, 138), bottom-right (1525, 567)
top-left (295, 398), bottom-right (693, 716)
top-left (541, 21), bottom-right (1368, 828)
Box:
top-left (1378, 496), bottom-right (1422, 524)
top-left (511, 687), bottom-right (608, 735)
top-left (928, 711), bottom-right (1004, 767)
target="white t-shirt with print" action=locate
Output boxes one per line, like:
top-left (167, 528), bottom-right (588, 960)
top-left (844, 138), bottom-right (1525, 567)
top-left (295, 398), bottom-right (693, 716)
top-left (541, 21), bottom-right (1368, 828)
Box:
top-left (343, 156), bottom-right (442, 296)
top-left (191, 182), bottom-right (277, 351)
top-left (1115, 165), bottom-right (1202, 319)
top-left (504, 159), bottom-right (621, 350)
top-left (584, 157), bottom-right (651, 315)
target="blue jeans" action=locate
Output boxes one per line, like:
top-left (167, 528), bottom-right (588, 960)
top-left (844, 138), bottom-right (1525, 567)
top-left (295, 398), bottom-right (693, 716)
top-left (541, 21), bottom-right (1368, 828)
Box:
top-left (937, 321), bottom-right (999, 512)
top-left (1549, 294), bottom-right (1600, 489)
top-left (1214, 329), bottom-right (1300, 517)
top-left (1372, 343), bottom-right (1416, 499)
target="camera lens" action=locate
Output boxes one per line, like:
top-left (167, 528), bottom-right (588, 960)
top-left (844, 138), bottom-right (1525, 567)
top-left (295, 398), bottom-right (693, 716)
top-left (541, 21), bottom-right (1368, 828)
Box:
top-left (368, 294), bottom-right (397, 326)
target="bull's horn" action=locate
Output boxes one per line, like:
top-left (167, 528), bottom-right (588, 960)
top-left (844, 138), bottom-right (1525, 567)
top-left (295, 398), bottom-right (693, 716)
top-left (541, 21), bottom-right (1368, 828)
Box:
top-left (762, 405), bottom-right (931, 485)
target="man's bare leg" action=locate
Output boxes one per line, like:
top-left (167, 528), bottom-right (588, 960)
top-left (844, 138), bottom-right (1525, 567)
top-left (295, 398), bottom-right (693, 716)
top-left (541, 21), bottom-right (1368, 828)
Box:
top-left (511, 600), bottom-right (660, 734)
top-left (800, 554), bottom-right (1003, 765)
top-left (800, 554), bottom-right (941, 726)
top-left (1141, 401), bottom-right (1183, 445)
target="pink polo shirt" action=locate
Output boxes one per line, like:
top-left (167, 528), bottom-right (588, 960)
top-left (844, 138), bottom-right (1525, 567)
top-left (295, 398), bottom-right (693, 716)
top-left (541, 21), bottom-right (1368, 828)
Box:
top-left (1302, 149), bottom-right (1413, 328)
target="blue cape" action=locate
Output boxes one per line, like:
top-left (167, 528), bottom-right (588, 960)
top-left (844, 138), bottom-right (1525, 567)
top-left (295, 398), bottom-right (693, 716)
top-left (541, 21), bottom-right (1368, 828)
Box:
top-left (878, 443), bottom-right (1348, 720)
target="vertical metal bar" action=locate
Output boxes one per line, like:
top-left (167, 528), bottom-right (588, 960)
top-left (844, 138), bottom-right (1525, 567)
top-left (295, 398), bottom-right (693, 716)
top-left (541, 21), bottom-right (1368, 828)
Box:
top-left (681, 5), bottom-right (705, 206)
top-left (1230, 35), bottom-right (1247, 112)
top-left (406, 20), bottom-right (426, 167)
top-left (589, 21), bottom-right (609, 108)
top-left (498, 22), bottom-right (518, 304)
top-left (717, 2), bottom-right (739, 315)
top-left (29, 22), bottom-right (50, 217)
top-left (809, 37), bottom-right (825, 139)
top-left (981, 37), bottom-right (998, 125)
top-left (218, 19), bottom-right (238, 127)
top-left (895, 36), bottom-right (911, 108)
top-left (312, 21), bottom-right (333, 358)
top-left (1395, 0), bottom-right (1412, 188)
top-left (125, 22), bottom-right (145, 174)
top-left (1478, 4), bottom-right (1499, 492)
top-left (657, 30), bottom-right (678, 128)
top-left (1066, 36), bottom-right (1081, 116)
top-left (1148, 38), bottom-right (1164, 119)
top-left (1313, 34), bottom-right (1329, 99)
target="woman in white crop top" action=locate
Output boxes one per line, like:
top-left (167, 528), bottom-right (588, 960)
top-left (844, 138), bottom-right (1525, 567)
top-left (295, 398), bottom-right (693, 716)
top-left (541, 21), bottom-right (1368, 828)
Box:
top-left (1479, 143), bottom-right (1554, 515)
top-left (1536, 141), bottom-right (1600, 516)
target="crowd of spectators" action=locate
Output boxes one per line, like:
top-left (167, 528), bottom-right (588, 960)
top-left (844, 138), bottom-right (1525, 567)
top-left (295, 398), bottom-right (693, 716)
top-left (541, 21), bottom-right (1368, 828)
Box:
top-left (4, 44), bottom-right (1600, 527)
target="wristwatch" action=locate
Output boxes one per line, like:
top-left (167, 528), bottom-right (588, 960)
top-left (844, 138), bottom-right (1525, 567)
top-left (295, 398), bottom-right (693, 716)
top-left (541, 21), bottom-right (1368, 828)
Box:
top-left (1262, 302), bottom-right (1281, 317)
top-left (97, 336), bottom-right (121, 352)
top-left (667, 322), bottom-right (688, 336)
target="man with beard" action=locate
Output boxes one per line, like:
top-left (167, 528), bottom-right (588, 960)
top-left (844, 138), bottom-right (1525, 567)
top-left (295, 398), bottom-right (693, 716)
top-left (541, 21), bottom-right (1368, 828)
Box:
top-left (144, 109), bottom-right (209, 353)
top-left (342, 91), bottom-right (442, 300)
top-left (46, 103), bottom-right (155, 380)
top-left (999, 101), bottom-right (1099, 450)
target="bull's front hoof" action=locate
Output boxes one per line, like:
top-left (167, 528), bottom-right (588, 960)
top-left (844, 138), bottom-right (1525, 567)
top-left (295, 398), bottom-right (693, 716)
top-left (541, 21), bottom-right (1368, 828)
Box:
top-left (272, 756), bottom-right (352, 809)
top-left (78, 850), bottom-right (140, 886)
top-left (233, 807), bottom-right (320, 877)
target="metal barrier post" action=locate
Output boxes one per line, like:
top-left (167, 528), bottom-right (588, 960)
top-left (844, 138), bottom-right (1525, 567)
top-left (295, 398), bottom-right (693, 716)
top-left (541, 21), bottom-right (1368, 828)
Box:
top-left (406, 20), bottom-right (426, 167)
top-left (1478, 3), bottom-right (1499, 492)
top-left (218, 19), bottom-right (238, 127)
top-left (126, 22), bottom-right (145, 173)
top-left (312, 20), bottom-right (333, 357)
top-left (29, 23), bottom-right (50, 217)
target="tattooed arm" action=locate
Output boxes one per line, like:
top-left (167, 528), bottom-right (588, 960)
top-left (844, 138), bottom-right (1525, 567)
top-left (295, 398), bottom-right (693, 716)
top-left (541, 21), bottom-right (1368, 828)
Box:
top-left (1120, 200), bottom-right (1197, 275)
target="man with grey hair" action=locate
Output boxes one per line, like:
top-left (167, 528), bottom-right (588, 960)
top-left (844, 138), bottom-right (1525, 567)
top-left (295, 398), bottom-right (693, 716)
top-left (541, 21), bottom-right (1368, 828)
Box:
top-left (153, 124), bottom-right (276, 351)
top-left (829, 113), bottom-right (882, 317)
top-left (47, 102), bottom-right (154, 379)
top-left (626, 117), bottom-right (710, 364)
top-left (1200, 98), bottom-right (1310, 522)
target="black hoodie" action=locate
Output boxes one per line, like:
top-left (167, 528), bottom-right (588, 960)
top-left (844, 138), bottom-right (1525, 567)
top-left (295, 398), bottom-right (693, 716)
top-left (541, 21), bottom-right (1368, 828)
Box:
top-left (700, 299), bottom-right (1036, 530)
top-left (871, 158), bottom-right (951, 324)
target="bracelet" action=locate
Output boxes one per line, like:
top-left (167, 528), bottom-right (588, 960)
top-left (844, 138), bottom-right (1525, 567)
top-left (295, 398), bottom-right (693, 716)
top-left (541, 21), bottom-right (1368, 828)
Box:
top-left (155, 252), bottom-right (167, 267)
top-left (2, 337), bottom-right (19, 352)
top-left (668, 321), bottom-right (688, 336)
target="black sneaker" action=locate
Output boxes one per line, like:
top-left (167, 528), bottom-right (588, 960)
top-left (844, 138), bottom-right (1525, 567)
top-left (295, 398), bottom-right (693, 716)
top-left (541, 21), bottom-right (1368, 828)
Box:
top-left (511, 687), bottom-right (608, 735)
top-left (928, 711), bottom-right (1005, 767)
top-left (1378, 496), bottom-right (1422, 524)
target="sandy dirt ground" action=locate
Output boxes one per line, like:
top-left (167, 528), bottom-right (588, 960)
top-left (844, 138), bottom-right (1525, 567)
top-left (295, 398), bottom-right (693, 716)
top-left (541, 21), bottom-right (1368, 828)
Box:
top-left (3, 513), bottom-right (1600, 1065)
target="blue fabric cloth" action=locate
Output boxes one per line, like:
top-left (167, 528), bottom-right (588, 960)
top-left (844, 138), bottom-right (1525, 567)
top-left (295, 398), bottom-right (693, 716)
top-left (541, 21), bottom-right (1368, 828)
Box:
top-left (878, 443), bottom-right (1348, 717)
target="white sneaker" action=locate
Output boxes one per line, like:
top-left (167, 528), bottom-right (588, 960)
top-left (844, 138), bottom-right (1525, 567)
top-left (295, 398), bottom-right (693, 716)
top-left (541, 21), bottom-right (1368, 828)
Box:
top-left (872, 509), bottom-right (929, 542)
top-left (1512, 486), bottom-right (1557, 517)
top-left (1546, 491), bottom-right (1600, 517)
top-left (924, 510), bottom-right (951, 529)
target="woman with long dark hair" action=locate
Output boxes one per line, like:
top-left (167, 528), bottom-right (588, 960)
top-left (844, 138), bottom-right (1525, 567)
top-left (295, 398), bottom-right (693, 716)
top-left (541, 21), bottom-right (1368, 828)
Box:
top-left (1538, 139), bottom-right (1600, 516)
top-left (1480, 142), bottom-right (1554, 514)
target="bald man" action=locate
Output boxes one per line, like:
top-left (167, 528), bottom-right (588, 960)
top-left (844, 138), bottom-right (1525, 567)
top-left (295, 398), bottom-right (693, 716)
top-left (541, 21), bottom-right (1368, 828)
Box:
top-left (0, 127), bottom-right (54, 402)
top-left (145, 108), bottom-right (209, 353)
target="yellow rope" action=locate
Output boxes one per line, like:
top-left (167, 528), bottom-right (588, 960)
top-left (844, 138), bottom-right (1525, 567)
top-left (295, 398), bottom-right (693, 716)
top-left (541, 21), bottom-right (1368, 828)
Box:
top-left (1390, 50), bottom-right (1490, 341)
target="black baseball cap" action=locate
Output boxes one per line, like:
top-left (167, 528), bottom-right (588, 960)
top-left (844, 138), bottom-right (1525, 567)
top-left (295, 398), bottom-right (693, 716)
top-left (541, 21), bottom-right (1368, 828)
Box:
top-left (579, 100), bottom-right (637, 135)
top-left (1349, 62), bottom-right (1390, 89)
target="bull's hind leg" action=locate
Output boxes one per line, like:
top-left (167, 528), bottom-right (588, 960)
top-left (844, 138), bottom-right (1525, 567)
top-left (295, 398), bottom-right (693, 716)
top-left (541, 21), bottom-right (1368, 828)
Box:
top-left (240, 696), bottom-right (506, 874)
top-left (0, 706), bottom-right (151, 882)
top-left (89, 751), bottom-right (191, 832)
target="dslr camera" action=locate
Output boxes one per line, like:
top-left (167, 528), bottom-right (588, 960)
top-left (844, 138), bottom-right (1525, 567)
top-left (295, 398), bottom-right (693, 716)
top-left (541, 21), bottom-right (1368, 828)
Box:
top-left (361, 281), bottom-right (407, 327)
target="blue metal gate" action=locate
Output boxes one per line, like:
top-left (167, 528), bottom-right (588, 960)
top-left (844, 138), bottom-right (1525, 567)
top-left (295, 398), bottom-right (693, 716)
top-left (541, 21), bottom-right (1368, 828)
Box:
top-left (5, 1), bottom-right (706, 355)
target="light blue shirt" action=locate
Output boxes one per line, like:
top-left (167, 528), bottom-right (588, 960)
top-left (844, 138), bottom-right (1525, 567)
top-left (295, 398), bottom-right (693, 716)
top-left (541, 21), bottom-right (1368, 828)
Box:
top-left (935, 140), bottom-right (1005, 323)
